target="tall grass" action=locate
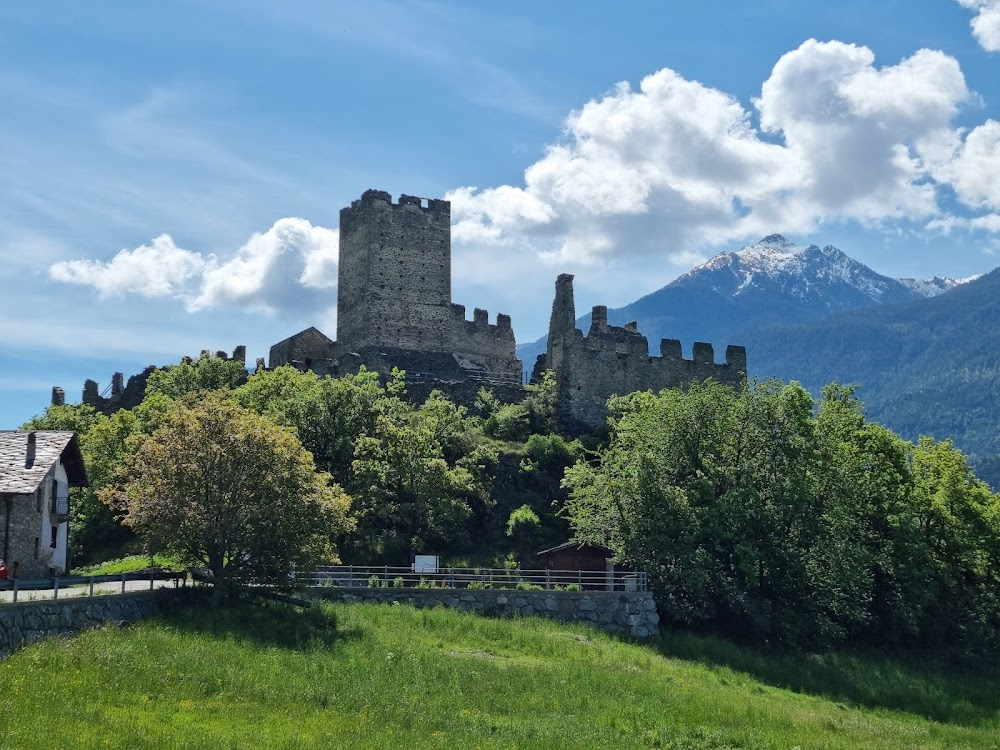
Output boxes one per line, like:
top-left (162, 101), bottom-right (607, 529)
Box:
top-left (0, 599), bottom-right (997, 749)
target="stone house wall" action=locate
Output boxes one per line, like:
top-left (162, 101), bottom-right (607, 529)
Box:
top-left (2, 461), bottom-right (69, 578)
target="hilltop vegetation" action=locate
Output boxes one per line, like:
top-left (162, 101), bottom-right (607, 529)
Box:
top-left (24, 355), bottom-right (576, 572)
top-left (22, 353), bottom-right (1000, 656)
top-left (565, 380), bottom-right (1000, 655)
top-left (2, 601), bottom-right (998, 749)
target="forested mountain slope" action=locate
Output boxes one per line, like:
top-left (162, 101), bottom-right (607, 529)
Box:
top-left (745, 267), bottom-right (1000, 487)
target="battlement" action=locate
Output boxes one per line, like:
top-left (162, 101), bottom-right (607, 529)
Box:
top-left (541, 275), bottom-right (747, 430)
top-left (450, 304), bottom-right (514, 332)
top-left (347, 189), bottom-right (450, 216)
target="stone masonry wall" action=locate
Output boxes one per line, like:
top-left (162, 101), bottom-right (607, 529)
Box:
top-left (542, 274), bottom-right (747, 431)
top-left (3, 458), bottom-right (68, 579)
top-left (268, 327), bottom-right (337, 370)
top-left (334, 190), bottom-right (521, 380)
top-left (337, 190), bottom-right (454, 354)
top-left (0, 590), bottom-right (167, 660)
top-left (5, 491), bottom-right (51, 579)
top-left (310, 587), bottom-right (660, 639)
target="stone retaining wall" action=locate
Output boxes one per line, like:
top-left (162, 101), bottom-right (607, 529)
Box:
top-left (311, 587), bottom-right (660, 639)
top-left (0, 591), bottom-right (167, 659)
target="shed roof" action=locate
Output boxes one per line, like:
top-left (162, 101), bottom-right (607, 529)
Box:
top-left (0, 431), bottom-right (88, 494)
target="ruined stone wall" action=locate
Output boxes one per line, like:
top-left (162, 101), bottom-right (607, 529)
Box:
top-left (77, 347), bottom-right (248, 416)
top-left (81, 366), bottom-right (158, 415)
top-left (447, 306), bottom-right (520, 377)
top-left (542, 274), bottom-right (747, 431)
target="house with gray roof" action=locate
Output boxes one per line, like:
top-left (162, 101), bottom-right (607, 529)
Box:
top-left (0, 431), bottom-right (88, 578)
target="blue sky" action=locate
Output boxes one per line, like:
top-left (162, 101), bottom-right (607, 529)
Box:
top-left (2, 0), bottom-right (999, 428)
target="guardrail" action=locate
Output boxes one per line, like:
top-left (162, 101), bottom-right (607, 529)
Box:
top-left (0, 570), bottom-right (188, 605)
top-left (293, 565), bottom-right (647, 591)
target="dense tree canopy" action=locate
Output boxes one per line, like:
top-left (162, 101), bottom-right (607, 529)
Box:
top-left (145, 353), bottom-right (250, 400)
top-left (564, 380), bottom-right (1000, 651)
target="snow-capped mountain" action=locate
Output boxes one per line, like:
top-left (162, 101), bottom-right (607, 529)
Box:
top-left (669, 234), bottom-right (957, 311)
top-left (517, 234), bottom-right (975, 365)
top-left (897, 275), bottom-right (977, 298)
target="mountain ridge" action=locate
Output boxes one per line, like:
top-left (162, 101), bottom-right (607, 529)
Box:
top-left (517, 235), bottom-right (968, 365)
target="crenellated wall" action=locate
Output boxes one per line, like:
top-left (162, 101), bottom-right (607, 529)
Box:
top-left (537, 274), bottom-right (747, 431)
top-left (74, 346), bottom-right (249, 416)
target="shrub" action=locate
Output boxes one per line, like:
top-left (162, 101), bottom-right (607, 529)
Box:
top-left (485, 403), bottom-right (529, 442)
top-left (392, 577), bottom-right (405, 588)
top-left (524, 433), bottom-right (584, 471)
top-left (367, 575), bottom-right (383, 588)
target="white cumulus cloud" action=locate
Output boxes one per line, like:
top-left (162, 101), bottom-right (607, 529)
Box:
top-left (50, 218), bottom-right (339, 316)
top-left (941, 120), bottom-right (1000, 211)
top-left (957, 0), bottom-right (1000, 51)
top-left (450, 39), bottom-right (994, 266)
top-left (50, 235), bottom-right (207, 298)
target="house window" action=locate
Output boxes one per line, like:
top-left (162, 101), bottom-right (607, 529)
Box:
top-left (36, 488), bottom-right (42, 513)
top-left (34, 537), bottom-right (40, 560)
top-left (51, 526), bottom-right (58, 548)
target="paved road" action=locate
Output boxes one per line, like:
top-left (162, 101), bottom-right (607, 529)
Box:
top-left (0, 577), bottom-right (187, 605)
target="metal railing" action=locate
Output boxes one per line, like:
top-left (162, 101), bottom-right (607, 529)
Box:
top-left (0, 570), bottom-right (188, 605)
top-left (403, 369), bottom-right (522, 387)
top-left (51, 495), bottom-right (70, 516)
top-left (293, 565), bottom-right (647, 592)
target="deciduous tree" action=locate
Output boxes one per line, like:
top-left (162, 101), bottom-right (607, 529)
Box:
top-left (103, 393), bottom-right (352, 594)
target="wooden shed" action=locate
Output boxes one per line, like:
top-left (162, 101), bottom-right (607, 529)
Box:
top-left (537, 542), bottom-right (631, 590)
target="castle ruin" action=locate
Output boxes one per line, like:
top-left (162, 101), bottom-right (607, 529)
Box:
top-left (62, 189), bottom-right (747, 430)
top-left (269, 190), bottom-right (522, 384)
top-left (532, 274), bottom-right (747, 431)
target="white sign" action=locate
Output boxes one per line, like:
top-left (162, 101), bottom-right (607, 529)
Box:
top-left (413, 555), bottom-right (439, 574)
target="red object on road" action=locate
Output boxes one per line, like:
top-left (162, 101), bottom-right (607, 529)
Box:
top-left (0, 560), bottom-right (7, 580)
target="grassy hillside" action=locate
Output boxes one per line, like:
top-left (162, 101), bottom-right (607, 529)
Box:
top-left (1, 601), bottom-right (998, 749)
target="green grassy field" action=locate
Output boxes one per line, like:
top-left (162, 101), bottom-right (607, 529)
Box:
top-left (71, 554), bottom-right (183, 577)
top-left (0, 600), bottom-right (997, 749)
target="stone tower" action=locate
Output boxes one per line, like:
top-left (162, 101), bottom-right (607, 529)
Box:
top-left (337, 189), bottom-right (453, 353)
top-left (271, 188), bottom-right (521, 386)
